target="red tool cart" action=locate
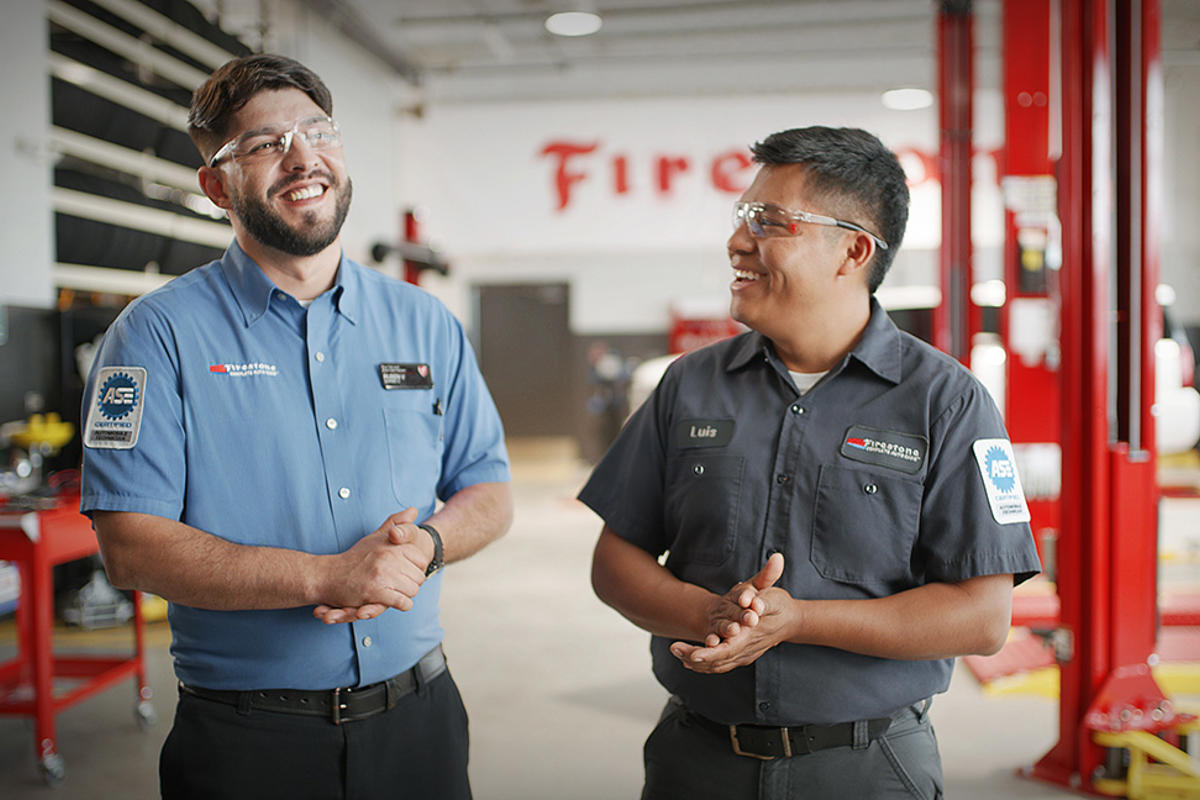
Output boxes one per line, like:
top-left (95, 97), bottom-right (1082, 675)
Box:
top-left (0, 494), bottom-right (153, 786)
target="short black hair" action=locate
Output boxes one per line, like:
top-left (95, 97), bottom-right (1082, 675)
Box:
top-left (188, 54), bottom-right (333, 163)
top-left (751, 127), bottom-right (909, 293)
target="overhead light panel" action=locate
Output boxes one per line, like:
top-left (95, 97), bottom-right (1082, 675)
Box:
top-left (881, 88), bottom-right (933, 111)
top-left (545, 11), bottom-right (602, 37)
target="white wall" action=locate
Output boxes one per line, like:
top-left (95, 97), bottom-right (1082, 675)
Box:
top-left (398, 92), bottom-right (979, 333)
top-left (1163, 61), bottom-right (1200, 327)
top-left (0, 0), bottom-right (53, 309)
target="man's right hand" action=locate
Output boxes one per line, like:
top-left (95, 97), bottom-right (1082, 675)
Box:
top-left (313, 508), bottom-right (427, 624)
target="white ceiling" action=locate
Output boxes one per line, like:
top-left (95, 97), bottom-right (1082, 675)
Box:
top-left (206, 0), bottom-right (1200, 106)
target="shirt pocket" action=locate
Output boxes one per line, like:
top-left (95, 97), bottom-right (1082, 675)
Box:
top-left (810, 464), bottom-right (922, 592)
top-left (383, 408), bottom-right (445, 506)
top-left (663, 453), bottom-right (744, 566)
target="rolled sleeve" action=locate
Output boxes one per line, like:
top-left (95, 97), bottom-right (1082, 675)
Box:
top-left (917, 384), bottom-right (1042, 586)
top-left (80, 300), bottom-right (186, 521)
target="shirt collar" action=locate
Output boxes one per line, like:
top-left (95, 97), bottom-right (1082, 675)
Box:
top-left (219, 241), bottom-right (358, 326)
top-left (723, 296), bottom-right (903, 384)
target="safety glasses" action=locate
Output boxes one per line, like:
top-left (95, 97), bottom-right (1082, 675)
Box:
top-left (209, 115), bottom-right (342, 168)
top-left (732, 201), bottom-right (888, 250)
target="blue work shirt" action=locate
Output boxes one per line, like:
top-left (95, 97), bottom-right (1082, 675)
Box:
top-left (81, 242), bottom-right (510, 690)
top-left (579, 299), bottom-right (1040, 725)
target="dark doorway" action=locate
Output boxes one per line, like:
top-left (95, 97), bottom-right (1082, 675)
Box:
top-left (476, 283), bottom-right (573, 437)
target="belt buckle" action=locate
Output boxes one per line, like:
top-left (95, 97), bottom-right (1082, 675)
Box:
top-left (331, 687), bottom-right (348, 725)
top-left (729, 725), bottom-right (792, 760)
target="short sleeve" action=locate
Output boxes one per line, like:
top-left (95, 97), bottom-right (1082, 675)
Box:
top-left (434, 313), bottom-right (511, 499)
top-left (916, 383), bottom-right (1042, 586)
top-left (577, 369), bottom-right (674, 555)
top-left (80, 300), bottom-right (187, 520)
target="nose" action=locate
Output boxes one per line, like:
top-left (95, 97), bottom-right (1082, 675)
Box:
top-left (280, 132), bottom-right (320, 171)
top-left (727, 219), bottom-right (756, 258)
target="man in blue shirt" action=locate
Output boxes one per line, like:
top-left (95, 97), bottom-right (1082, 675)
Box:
top-left (580, 127), bottom-right (1040, 798)
top-left (81, 54), bottom-right (512, 799)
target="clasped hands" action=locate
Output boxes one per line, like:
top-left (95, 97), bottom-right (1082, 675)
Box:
top-left (670, 552), bottom-right (796, 674)
top-left (312, 507), bottom-right (435, 625)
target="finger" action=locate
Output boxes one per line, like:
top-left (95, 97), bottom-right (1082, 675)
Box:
top-left (740, 609), bottom-right (760, 628)
top-left (719, 620), bottom-right (740, 639)
top-left (387, 523), bottom-right (414, 545)
top-left (356, 604), bottom-right (386, 619)
top-left (313, 605), bottom-right (332, 617)
top-left (670, 642), bottom-right (698, 661)
top-left (750, 596), bottom-right (766, 616)
top-left (736, 586), bottom-right (757, 609)
top-left (705, 633), bottom-right (721, 647)
top-left (751, 552), bottom-right (785, 591)
top-left (396, 506), bottom-right (418, 523)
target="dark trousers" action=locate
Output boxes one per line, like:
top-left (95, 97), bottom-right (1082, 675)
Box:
top-left (160, 669), bottom-right (472, 800)
top-left (641, 698), bottom-right (944, 800)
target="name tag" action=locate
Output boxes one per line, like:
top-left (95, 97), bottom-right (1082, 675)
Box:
top-left (379, 363), bottom-right (433, 390)
top-left (839, 424), bottom-right (927, 474)
top-left (675, 419), bottom-right (735, 448)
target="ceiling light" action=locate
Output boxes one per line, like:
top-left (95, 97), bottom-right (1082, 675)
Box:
top-left (545, 11), bottom-right (602, 37)
top-left (881, 88), bottom-right (933, 111)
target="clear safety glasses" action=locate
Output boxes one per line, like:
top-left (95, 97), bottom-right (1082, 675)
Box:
top-left (208, 115), bottom-right (342, 167)
top-left (732, 200), bottom-right (889, 251)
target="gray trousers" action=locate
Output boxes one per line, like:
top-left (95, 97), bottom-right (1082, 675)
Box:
top-left (641, 697), bottom-right (943, 800)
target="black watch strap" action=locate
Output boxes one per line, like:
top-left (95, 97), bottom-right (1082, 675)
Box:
top-left (418, 523), bottom-right (444, 576)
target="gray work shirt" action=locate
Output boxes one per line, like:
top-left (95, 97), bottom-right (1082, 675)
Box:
top-left (579, 299), bottom-right (1041, 726)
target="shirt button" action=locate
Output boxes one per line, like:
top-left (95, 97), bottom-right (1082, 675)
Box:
top-left (325, 418), bottom-right (338, 430)
top-left (693, 464), bottom-right (705, 476)
top-left (776, 474), bottom-right (790, 485)
top-left (758, 701), bottom-right (771, 712)
top-left (362, 636), bottom-right (372, 648)
top-left (314, 351), bottom-right (325, 363)
top-left (864, 483), bottom-right (878, 494)
top-left (791, 405), bottom-right (804, 415)
top-left (338, 487), bottom-right (351, 499)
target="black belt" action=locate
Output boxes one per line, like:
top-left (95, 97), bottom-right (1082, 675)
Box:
top-left (179, 645), bottom-right (446, 725)
top-left (688, 707), bottom-right (892, 760)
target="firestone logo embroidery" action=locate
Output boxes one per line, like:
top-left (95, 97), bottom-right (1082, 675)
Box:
top-left (209, 362), bottom-right (279, 377)
top-left (844, 436), bottom-right (922, 463)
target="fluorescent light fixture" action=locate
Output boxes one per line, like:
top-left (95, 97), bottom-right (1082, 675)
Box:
top-left (881, 88), bottom-right (933, 111)
top-left (545, 11), bottom-right (602, 36)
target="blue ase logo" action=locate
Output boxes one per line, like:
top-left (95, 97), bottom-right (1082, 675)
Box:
top-left (984, 445), bottom-right (1017, 493)
top-left (97, 372), bottom-right (140, 420)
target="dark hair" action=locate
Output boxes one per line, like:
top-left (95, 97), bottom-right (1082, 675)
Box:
top-left (188, 54), bottom-right (333, 163)
top-left (751, 126), bottom-right (909, 293)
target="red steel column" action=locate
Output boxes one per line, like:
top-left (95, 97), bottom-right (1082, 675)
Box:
top-left (1031, 0), bottom-right (1113, 787)
top-left (936, 0), bottom-right (973, 363)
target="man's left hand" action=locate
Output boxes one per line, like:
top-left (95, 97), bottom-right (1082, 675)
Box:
top-left (670, 553), bottom-right (796, 673)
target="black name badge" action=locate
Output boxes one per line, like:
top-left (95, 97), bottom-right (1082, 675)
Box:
top-left (839, 424), bottom-right (927, 474)
top-left (675, 419), bottom-right (735, 448)
top-left (379, 363), bottom-right (433, 390)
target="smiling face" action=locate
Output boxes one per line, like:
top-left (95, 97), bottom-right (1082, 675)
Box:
top-left (205, 88), bottom-right (352, 257)
top-left (728, 164), bottom-right (869, 340)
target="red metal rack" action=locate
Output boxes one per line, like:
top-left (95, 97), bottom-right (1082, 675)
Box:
top-left (0, 495), bottom-right (152, 786)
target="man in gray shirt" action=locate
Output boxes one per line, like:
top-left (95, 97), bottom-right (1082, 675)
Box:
top-left (579, 126), bottom-right (1040, 799)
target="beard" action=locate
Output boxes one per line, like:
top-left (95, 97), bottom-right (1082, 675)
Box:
top-left (231, 172), bottom-right (353, 257)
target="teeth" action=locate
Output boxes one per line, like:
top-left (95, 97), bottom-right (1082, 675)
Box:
top-left (733, 269), bottom-right (760, 281)
top-left (285, 185), bottom-right (324, 201)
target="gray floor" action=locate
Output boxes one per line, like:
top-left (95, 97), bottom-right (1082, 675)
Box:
top-left (3, 444), bottom-right (1195, 798)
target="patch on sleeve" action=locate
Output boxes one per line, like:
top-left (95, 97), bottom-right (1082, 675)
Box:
top-left (84, 367), bottom-right (146, 450)
top-left (972, 438), bottom-right (1031, 524)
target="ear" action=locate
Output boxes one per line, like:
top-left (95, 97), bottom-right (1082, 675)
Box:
top-left (197, 166), bottom-right (234, 211)
top-left (836, 231), bottom-right (875, 284)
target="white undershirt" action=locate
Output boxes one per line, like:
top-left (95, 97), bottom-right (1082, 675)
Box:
top-left (788, 370), bottom-right (828, 396)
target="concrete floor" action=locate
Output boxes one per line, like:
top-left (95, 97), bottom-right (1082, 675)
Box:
top-left (1, 441), bottom-right (1196, 798)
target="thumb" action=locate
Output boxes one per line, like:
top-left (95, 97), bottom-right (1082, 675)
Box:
top-left (395, 507), bottom-right (418, 524)
top-left (751, 552), bottom-right (785, 591)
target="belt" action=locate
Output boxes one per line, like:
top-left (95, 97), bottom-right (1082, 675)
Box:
top-left (687, 707), bottom-right (892, 760)
top-left (179, 645), bottom-right (447, 725)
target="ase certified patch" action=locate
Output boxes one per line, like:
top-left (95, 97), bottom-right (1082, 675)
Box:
top-left (674, 419), bottom-right (735, 448)
top-left (839, 424), bottom-right (927, 474)
top-left (84, 366), bottom-right (146, 450)
top-left (972, 438), bottom-right (1031, 524)
top-left (378, 363), bottom-right (433, 390)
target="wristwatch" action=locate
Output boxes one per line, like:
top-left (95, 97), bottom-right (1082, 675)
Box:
top-left (418, 523), bottom-right (444, 576)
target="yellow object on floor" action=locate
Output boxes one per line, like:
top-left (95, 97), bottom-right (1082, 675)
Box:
top-left (1093, 728), bottom-right (1200, 799)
